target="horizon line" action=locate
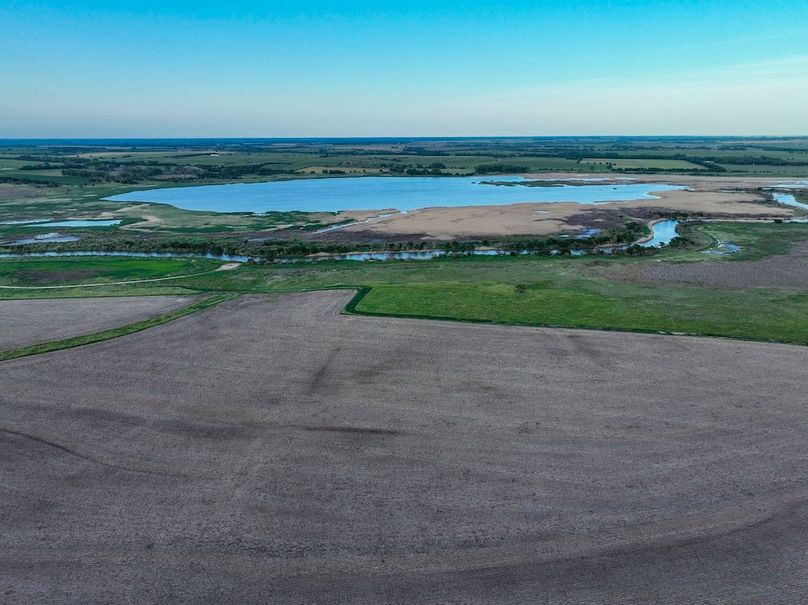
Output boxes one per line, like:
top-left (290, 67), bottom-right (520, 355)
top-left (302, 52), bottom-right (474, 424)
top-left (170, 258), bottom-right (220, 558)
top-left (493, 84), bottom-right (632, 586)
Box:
top-left (2, 134), bottom-right (808, 142)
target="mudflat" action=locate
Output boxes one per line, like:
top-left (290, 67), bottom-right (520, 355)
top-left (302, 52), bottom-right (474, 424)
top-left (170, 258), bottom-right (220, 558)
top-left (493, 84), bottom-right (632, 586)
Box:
top-left (336, 190), bottom-right (789, 239)
top-left (336, 174), bottom-right (794, 239)
top-left (0, 295), bottom-right (199, 350)
top-left (2, 291), bottom-right (807, 603)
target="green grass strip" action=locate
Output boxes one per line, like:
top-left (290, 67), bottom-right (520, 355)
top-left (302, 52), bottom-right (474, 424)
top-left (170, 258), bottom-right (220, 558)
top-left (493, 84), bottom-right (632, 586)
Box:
top-left (343, 286), bottom-right (373, 314)
top-left (342, 286), bottom-right (808, 347)
top-left (0, 293), bottom-right (239, 363)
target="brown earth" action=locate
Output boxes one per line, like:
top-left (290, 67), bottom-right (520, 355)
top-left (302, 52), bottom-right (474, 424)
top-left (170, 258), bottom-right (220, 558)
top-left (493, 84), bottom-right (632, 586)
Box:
top-left (0, 295), bottom-right (199, 350)
top-left (614, 242), bottom-right (808, 289)
top-left (2, 291), bottom-right (808, 603)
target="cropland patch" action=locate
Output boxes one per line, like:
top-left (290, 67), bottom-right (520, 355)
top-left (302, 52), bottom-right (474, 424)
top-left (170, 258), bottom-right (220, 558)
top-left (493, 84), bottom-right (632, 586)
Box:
top-left (0, 295), bottom-right (199, 350)
top-left (0, 257), bottom-right (220, 289)
top-left (581, 158), bottom-right (707, 170)
top-left (624, 242), bottom-right (808, 289)
top-left (2, 291), bottom-right (808, 602)
top-left (0, 183), bottom-right (42, 201)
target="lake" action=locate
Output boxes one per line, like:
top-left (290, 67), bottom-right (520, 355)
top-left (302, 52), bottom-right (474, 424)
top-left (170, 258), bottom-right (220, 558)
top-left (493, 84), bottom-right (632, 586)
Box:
top-left (6, 232), bottom-right (81, 245)
top-left (773, 193), bottom-right (808, 211)
top-left (0, 250), bottom-right (253, 262)
top-left (21, 219), bottom-right (122, 228)
top-left (106, 176), bottom-right (685, 214)
top-left (640, 220), bottom-right (680, 248)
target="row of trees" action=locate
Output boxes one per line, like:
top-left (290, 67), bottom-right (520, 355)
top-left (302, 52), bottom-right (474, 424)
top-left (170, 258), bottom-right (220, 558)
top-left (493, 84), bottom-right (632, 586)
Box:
top-left (3, 220), bottom-right (684, 261)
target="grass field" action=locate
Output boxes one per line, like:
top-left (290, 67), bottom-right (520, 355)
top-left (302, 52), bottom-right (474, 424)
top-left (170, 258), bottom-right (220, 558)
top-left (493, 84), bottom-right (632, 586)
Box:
top-left (0, 256), bottom-right (220, 287)
top-left (353, 280), bottom-right (808, 344)
top-left (581, 158), bottom-right (706, 170)
top-left (689, 221), bottom-right (808, 259)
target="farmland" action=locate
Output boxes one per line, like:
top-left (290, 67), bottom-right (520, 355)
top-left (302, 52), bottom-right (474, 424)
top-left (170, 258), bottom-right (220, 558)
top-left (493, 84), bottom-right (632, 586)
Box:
top-left (0, 295), bottom-right (199, 350)
top-left (581, 157), bottom-right (707, 170)
top-left (2, 220), bottom-right (808, 347)
top-left (3, 290), bottom-right (808, 602)
top-left (3, 138), bottom-right (808, 603)
top-left (6, 0), bottom-right (808, 598)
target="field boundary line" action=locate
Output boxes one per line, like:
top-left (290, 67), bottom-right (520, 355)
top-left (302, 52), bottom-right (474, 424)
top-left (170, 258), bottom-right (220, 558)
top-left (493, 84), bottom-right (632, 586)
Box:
top-left (0, 293), bottom-right (239, 363)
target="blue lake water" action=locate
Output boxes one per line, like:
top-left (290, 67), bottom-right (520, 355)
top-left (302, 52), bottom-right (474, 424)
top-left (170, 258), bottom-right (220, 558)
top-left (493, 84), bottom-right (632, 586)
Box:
top-left (22, 219), bottom-right (121, 228)
top-left (0, 250), bottom-right (253, 262)
top-left (775, 181), bottom-right (808, 189)
top-left (106, 176), bottom-right (685, 213)
top-left (773, 193), bottom-right (808, 211)
top-left (0, 219), bottom-right (50, 225)
top-left (6, 232), bottom-right (81, 245)
top-left (640, 220), bottom-right (679, 248)
top-left (305, 249), bottom-right (529, 262)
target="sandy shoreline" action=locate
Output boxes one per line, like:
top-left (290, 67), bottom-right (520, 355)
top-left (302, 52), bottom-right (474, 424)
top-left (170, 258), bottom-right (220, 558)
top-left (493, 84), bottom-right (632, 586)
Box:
top-left (333, 176), bottom-right (797, 239)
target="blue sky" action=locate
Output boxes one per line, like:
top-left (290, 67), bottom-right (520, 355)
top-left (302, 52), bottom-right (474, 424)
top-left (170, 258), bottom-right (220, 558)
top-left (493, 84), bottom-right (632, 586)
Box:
top-left (2, 1), bottom-right (807, 136)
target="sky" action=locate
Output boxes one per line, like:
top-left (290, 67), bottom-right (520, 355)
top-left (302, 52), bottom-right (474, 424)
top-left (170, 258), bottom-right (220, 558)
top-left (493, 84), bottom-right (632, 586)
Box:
top-left (2, 0), bottom-right (808, 137)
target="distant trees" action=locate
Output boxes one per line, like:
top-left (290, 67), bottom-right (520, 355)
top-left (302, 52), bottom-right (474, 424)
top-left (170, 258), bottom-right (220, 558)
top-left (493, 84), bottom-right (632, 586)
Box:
top-left (384, 163), bottom-right (448, 176)
top-left (475, 163), bottom-right (530, 174)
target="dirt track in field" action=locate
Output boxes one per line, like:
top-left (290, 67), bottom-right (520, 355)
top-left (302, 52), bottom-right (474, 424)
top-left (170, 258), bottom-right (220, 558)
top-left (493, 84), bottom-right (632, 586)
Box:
top-left (2, 291), bottom-right (807, 603)
top-left (0, 295), bottom-right (199, 350)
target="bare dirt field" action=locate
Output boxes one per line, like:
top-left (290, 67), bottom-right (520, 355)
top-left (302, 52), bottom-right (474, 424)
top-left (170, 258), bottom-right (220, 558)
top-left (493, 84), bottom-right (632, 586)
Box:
top-left (2, 291), bottom-right (808, 603)
top-left (617, 241), bottom-right (808, 289)
top-left (0, 295), bottom-right (199, 350)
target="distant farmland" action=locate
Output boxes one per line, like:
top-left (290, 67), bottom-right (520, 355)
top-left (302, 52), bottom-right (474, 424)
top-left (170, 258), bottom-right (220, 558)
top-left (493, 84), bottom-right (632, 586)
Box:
top-left (581, 158), bottom-right (707, 170)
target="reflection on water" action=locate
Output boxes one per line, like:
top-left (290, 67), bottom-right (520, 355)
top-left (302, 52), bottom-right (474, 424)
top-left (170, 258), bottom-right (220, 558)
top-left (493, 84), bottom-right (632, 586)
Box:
top-left (22, 219), bottom-right (122, 228)
top-left (773, 193), bottom-right (808, 211)
top-left (0, 250), bottom-right (252, 262)
top-left (6, 232), bottom-right (81, 246)
top-left (640, 220), bottom-right (680, 248)
top-left (106, 176), bottom-right (685, 214)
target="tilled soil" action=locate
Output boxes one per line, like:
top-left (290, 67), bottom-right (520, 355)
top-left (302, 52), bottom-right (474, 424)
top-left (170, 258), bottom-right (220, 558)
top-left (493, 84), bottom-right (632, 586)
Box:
top-left (620, 242), bottom-right (808, 289)
top-left (0, 295), bottom-right (200, 350)
top-left (1, 291), bottom-right (807, 603)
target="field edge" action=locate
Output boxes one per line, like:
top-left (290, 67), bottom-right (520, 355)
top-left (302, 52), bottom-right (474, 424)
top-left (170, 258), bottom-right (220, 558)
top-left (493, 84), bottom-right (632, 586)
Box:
top-left (0, 293), bottom-right (239, 363)
top-left (343, 286), bottom-right (808, 348)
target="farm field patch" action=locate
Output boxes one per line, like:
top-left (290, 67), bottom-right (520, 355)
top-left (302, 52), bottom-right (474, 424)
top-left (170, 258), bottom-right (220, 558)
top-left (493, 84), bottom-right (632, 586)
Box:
top-left (0, 295), bottom-right (200, 350)
top-left (581, 158), bottom-right (706, 170)
top-left (2, 291), bottom-right (808, 602)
